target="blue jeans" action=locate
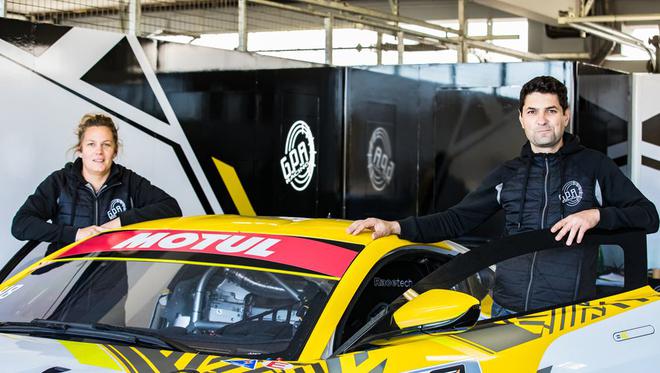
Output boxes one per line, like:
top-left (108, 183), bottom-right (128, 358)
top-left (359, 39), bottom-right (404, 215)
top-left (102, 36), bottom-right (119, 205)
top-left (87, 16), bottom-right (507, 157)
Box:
top-left (491, 301), bottom-right (516, 318)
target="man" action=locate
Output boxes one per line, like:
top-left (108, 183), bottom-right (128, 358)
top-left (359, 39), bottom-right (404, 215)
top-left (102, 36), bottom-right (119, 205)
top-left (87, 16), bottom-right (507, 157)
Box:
top-left (347, 76), bottom-right (659, 316)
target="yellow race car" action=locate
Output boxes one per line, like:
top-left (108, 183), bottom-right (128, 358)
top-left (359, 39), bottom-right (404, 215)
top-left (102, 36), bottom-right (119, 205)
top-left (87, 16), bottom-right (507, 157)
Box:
top-left (0, 215), bottom-right (657, 372)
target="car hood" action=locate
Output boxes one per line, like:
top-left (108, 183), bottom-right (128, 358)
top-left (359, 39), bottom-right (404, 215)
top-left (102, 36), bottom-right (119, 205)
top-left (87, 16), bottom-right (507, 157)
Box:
top-left (0, 333), bottom-right (120, 371)
top-left (0, 333), bottom-right (304, 372)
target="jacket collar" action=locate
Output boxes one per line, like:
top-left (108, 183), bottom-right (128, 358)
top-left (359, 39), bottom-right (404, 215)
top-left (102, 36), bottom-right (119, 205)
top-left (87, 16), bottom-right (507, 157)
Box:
top-left (66, 157), bottom-right (122, 187)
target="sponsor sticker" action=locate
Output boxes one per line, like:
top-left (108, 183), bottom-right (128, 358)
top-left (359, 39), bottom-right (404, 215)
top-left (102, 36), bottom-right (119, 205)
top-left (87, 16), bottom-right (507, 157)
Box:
top-left (262, 361), bottom-right (294, 369)
top-left (223, 360), bottom-right (257, 369)
top-left (373, 277), bottom-right (413, 288)
top-left (58, 230), bottom-right (358, 278)
top-left (280, 120), bottom-right (317, 191)
top-left (0, 284), bottom-right (23, 300)
top-left (613, 325), bottom-right (655, 342)
top-left (367, 127), bottom-right (395, 191)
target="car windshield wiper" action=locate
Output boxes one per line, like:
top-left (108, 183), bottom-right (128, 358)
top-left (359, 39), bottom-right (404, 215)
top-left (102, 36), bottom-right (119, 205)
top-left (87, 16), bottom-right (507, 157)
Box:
top-left (0, 319), bottom-right (194, 352)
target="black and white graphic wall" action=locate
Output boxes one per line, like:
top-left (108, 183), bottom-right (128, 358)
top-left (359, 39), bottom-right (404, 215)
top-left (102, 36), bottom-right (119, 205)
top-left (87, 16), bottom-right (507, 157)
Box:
top-left (632, 74), bottom-right (660, 269)
top-left (0, 18), bottom-right (312, 263)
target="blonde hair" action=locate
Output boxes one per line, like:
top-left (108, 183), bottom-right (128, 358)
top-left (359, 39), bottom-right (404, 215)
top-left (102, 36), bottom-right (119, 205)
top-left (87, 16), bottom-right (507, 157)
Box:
top-left (72, 113), bottom-right (120, 155)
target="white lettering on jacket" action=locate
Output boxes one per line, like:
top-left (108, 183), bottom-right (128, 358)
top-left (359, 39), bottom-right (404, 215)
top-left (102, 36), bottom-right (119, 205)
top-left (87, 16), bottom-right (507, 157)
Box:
top-left (111, 232), bottom-right (280, 257)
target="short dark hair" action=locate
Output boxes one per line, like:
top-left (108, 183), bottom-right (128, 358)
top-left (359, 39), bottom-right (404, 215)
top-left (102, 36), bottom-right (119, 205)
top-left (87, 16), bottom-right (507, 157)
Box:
top-left (519, 76), bottom-right (569, 113)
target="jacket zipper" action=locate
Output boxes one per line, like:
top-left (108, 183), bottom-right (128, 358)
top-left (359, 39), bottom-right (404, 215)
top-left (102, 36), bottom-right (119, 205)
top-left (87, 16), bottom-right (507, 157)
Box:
top-left (85, 182), bottom-right (120, 226)
top-left (83, 184), bottom-right (100, 226)
top-left (524, 156), bottom-right (549, 311)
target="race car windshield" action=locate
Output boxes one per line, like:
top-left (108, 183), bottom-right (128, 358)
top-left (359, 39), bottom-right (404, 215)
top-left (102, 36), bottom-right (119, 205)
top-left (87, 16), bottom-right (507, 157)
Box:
top-left (0, 259), bottom-right (336, 359)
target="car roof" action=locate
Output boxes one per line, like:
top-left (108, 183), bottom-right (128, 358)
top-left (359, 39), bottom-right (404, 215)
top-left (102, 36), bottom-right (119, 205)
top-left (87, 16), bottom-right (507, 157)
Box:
top-left (125, 214), bottom-right (374, 246)
top-left (46, 215), bottom-right (419, 281)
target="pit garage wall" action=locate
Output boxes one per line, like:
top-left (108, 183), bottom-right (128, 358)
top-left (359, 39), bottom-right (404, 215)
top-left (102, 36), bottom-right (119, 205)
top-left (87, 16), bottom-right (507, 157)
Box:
top-left (0, 18), bottom-right (316, 264)
top-left (345, 62), bottom-right (574, 239)
top-left (631, 74), bottom-right (660, 269)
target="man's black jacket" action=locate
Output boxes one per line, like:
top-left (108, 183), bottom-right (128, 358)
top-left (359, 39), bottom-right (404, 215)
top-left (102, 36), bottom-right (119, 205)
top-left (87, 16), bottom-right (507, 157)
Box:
top-left (12, 158), bottom-right (182, 253)
top-left (398, 133), bottom-right (659, 311)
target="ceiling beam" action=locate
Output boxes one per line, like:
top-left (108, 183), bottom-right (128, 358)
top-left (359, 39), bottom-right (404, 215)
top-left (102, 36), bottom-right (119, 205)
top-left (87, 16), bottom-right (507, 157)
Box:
top-left (559, 13), bottom-right (660, 24)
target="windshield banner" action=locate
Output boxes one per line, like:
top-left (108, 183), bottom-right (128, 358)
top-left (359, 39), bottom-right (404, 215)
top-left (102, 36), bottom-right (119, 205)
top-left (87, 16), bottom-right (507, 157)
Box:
top-left (58, 230), bottom-right (358, 277)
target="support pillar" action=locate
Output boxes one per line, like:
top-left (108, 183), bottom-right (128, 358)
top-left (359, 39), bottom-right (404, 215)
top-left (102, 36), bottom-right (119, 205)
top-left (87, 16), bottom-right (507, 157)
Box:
top-left (325, 16), bottom-right (333, 65)
top-left (238, 0), bottom-right (248, 52)
top-left (458, 0), bottom-right (466, 63)
top-left (128, 0), bottom-right (141, 36)
top-left (376, 32), bottom-right (383, 65)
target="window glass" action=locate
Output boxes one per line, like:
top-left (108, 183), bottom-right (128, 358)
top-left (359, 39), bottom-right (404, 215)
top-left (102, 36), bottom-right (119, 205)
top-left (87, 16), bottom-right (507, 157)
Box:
top-left (336, 248), bottom-right (450, 346)
top-left (0, 259), bottom-right (336, 359)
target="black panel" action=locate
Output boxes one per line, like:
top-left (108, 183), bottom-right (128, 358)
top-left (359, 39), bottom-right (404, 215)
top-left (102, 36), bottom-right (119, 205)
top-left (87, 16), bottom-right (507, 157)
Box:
top-left (575, 65), bottom-right (630, 160)
top-left (0, 18), bottom-right (71, 56)
top-left (576, 97), bottom-right (628, 154)
top-left (642, 156), bottom-right (660, 171)
top-left (642, 112), bottom-right (660, 147)
top-left (426, 88), bottom-right (523, 238)
top-left (614, 156), bottom-right (628, 167)
top-left (577, 63), bottom-right (627, 76)
top-left (81, 37), bottom-right (167, 123)
top-left (346, 68), bottom-right (423, 220)
top-left (162, 67), bottom-right (343, 218)
top-left (344, 63), bottom-right (571, 239)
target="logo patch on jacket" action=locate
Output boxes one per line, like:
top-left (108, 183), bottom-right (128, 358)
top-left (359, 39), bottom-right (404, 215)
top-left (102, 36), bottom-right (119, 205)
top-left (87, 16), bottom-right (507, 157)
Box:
top-left (561, 180), bottom-right (583, 207)
top-left (107, 198), bottom-right (127, 219)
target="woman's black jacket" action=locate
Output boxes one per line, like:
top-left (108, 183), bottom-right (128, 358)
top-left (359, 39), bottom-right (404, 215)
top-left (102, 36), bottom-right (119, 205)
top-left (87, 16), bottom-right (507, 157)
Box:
top-left (11, 158), bottom-right (182, 253)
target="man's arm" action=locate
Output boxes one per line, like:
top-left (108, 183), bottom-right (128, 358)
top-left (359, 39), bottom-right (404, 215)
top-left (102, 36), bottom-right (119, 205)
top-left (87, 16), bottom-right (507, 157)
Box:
top-left (552, 157), bottom-right (659, 245)
top-left (348, 165), bottom-right (505, 242)
top-left (595, 157), bottom-right (659, 232)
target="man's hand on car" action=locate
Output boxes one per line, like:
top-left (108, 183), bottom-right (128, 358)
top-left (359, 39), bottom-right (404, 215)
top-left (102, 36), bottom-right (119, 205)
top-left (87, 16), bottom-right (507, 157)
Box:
top-left (550, 209), bottom-right (600, 246)
top-left (346, 218), bottom-right (401, 239)
top-left (101, 218), bottom-right (121, 229)
top-left (75, 225), bottom-right (107, 241)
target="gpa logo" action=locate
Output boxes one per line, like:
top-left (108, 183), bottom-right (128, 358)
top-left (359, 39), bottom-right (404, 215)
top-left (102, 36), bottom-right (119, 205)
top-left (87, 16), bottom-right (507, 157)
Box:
top-left (561, 180), bottom-right (583, 207)
top-left (367, 127), bottom-right (395, 191)
top-left (107, 198), bottom-right (127, 220)
top-left (280, 120), bottom-right (317, 191)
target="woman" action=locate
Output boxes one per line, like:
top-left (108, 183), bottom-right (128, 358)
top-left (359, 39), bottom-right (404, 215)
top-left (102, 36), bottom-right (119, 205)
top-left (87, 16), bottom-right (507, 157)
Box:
top-left (11, 113), bottom-right (182, 255)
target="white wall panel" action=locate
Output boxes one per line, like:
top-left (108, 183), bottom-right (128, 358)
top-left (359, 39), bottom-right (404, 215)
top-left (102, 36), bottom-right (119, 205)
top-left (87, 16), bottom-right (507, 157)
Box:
top-left (631, 73), bottom-right (660, 269)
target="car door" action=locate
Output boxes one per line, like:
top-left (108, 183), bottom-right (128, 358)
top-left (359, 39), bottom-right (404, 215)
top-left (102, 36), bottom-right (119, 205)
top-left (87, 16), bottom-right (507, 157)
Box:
top-left (333, 229), bottom-right (657, 372)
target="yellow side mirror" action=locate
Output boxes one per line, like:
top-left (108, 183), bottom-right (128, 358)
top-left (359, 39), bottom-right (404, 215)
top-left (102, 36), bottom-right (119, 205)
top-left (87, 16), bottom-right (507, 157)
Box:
top-left (393, 289), bottom-right (479, 330)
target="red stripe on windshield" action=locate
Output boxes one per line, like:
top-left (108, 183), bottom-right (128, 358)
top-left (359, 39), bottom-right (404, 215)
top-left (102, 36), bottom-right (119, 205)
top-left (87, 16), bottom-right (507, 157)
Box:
top-left (58, 230), bottom-right (358, 278)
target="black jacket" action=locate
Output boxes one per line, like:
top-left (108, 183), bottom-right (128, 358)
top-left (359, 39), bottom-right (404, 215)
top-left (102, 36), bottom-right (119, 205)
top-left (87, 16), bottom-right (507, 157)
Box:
top-left (12, 158), bottom-right (182, 253)
top-left (399, 133), bottom-right (659, 311)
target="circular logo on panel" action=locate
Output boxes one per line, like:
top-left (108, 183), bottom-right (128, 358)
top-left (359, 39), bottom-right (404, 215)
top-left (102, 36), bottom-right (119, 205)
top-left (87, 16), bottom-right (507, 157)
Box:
top-left (367, 127), bottom-right (395, 191)
top-left (280, 120), bottom-right (317, 192)
top-left (560, 180), bottom-right (583, 207)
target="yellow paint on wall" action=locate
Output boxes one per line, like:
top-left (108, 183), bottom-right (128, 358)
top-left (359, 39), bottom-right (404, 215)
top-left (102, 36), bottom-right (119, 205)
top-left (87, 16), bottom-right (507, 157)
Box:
top-left (213, 157), bottom-right (256, 216)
